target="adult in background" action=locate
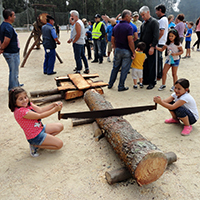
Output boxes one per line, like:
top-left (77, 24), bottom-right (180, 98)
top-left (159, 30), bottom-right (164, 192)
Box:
top-left (108, 9), bottom-right (135, 92)
top-left (102, 17), bottom-right (109, 57)
top-left (132, 11), bottom-right (142, 46)
top-left (67, 10), bottom-right (89, 74)
top-left (91, 14), bottom-right (105, 64)
top-left (139, 6), bottom-right (159, 89)
top-left (82, 18), bottom-right (92, 60)
top-left (105, 18), bottom-right (116, 62)
top-left (175, 14), bottom-right (185, 44)
top-left (0, 9), bottom-right (23, 91)
top-left (42, 15), bottom-right (60, 75)
top-left (168, 15), bottom-right (175, 29)
top-left (192, 17), bottom-right (200, 51)
top-left (155, 4), bottom-right (168, 80)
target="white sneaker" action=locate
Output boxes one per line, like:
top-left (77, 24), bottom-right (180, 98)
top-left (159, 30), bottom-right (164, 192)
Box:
top-left (158, 85), bottom-right (166, 91)
top-left (191, 46), bottom-right (194, 51)
top-left (197, 49), bottom-right (200, 52)
top-left (107, 57), bottom-right (111, 62)
top-left (30, 145), bottom-right (39, 157)
top-left (170, 86), bottom-right (175, 92)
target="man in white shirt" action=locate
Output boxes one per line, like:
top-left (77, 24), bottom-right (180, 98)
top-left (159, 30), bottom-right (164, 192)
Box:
top-left (155, 4), bottom-right (168, 80)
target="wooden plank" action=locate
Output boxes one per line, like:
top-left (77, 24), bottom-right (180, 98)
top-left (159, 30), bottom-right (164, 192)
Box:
top-left (86, 79), bottom-right (108, 88)
top-left (68, 74), bottom-right (91, 90)
top-left (65, 90), bottom-right (84, 100)
top-left (57, 81), bottom-right (76, 91)
top-left (90, 81), bottom-right (109, 88)
top-left (54, 73), bottom-right (99, 81)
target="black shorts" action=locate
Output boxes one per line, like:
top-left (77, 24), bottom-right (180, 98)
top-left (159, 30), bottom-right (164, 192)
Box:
top-left (185, 41), bottom-right (191, 49)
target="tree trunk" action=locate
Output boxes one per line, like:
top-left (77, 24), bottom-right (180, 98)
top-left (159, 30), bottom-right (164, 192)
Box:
top-left (105, 152), bottom-right (177, 185)
top-left (84, 89), bottom-right (168, 186)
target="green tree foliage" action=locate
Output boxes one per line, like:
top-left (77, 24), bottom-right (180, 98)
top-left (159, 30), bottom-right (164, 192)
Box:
top-left (3, 0), bottom-right (26, 13)
top-left (178, 0), bottom-right (200, 23)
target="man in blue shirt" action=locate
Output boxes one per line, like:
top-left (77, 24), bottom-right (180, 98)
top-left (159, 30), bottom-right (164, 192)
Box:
top-left (108, 9), bottom-right (135, 92)
top-left (0, 9), bottom-right (23, 91)
top-left (42, 15), bottom-right (60, 75)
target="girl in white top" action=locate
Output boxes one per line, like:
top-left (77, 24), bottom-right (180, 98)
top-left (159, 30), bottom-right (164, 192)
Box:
top-left (154, 78), bottom-right (199, 136)
top-left (156, 29), bottom-right (183, 91)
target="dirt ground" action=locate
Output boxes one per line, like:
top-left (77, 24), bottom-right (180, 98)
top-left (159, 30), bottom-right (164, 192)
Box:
top-left (0, 31), bottom-right (200, 200)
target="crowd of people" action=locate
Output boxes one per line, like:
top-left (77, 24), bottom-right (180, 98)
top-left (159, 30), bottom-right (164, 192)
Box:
top-left (0, 5), bottom-right (199, 157)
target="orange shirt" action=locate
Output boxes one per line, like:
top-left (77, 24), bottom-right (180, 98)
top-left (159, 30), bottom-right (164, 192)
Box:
top-left (131, 51), bottom-right (146, 70)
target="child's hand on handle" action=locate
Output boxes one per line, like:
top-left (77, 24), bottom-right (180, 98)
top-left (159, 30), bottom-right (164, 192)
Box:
top-left (55, 101), bottom-right (63, 107)
top-left (153, 96), bottom-right (162, 104)
top-left (54, 101), bottom-right (63, 112)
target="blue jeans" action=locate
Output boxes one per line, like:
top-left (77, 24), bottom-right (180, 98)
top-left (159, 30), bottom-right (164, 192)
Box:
top-left (3, 52), bottom-right (20, 91)
top-left (93, 39), bottom-right (103, 62)
top-left (73, 43), bottom-right (89, 72)
top-left (102, 37), bottom-right (107, 56)
top-left (28, 125), bottom-right (47, 145)
top-left (43, 48), bottom-right (56, 74)
top-left (108, 48), bottom-right (132, 90)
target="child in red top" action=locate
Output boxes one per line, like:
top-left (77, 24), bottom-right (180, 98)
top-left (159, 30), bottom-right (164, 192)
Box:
top-left (9, 87), bottom-right (64, 157)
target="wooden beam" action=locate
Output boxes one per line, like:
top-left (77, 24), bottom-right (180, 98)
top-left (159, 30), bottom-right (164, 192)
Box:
top-left (54, 73), bottom-right (99, 81)
top-left (68, 74), bottom-right (91, 90)
top-left (65, 90), bottom-right (84, 100)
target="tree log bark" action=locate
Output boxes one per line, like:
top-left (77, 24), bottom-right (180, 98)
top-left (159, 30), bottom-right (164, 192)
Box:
top-left (71, 118), bottom-right (95, 127)
top-left (31, 94), bottom-right (62, 104)
top-left (30, 88), bottom-right (59, 97)
top-left (105, 152), bottom-right (177, 185)
top-left (84, 89), bottom-right (168, 186)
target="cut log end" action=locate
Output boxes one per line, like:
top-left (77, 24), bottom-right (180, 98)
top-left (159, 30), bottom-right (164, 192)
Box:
top-left (134, 151), bottom-right (167, 186)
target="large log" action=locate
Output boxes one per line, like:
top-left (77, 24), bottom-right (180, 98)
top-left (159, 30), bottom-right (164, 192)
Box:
top-left (84, 89), bottom-right (168, 186)
top-left (105, 152), bottom-right (177, 185)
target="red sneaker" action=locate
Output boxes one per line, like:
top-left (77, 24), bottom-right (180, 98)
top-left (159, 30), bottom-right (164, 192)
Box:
top-left (165, 118), bottom-right (180, 124)
top-left (181, 125), bottom-right (192, 136)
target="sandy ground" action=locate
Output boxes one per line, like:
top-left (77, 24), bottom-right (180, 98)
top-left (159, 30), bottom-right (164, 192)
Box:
top-left (0, 31), bottom-right (200, 200)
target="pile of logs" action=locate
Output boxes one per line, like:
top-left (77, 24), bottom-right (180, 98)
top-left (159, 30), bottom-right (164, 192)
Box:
top-left (30, 73), bottom-right (108, 104)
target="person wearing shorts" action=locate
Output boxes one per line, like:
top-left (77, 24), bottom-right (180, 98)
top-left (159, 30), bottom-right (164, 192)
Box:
top-left (130, 42), bottom-right (146, 89)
